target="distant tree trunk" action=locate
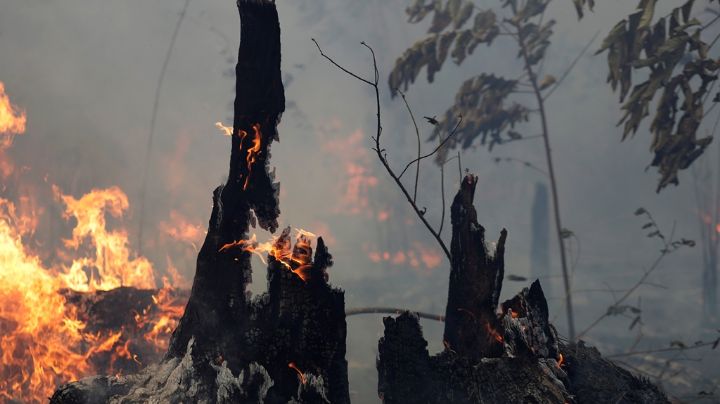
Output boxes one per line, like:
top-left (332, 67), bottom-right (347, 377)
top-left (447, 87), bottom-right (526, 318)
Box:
top-left (692, 157), bottom-right (719, 321)
top-left (531, 182), bottom-right (551, 297)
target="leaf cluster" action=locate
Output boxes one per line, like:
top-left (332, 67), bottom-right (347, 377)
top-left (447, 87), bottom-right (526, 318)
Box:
top-left (597, 0), bottom-right (719, 192)
top-left (389, 0), bottom-right (555, 160)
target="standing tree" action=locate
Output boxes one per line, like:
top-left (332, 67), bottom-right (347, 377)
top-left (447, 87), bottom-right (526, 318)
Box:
top-left (389, 0), bottom-right (579, 339)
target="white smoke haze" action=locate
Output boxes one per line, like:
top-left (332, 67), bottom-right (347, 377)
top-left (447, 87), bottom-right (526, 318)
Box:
top-left (1, 0), bottom-right (719, 402)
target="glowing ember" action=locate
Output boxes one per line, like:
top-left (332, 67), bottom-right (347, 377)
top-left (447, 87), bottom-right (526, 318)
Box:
top-left (557, 353), bottom-right (565, 368)
top-left (288, 362), bottom-right (306, 384)
top-left (0, 82), bottom-right (26, 135)
top-left (485, 323), bottom-right (504, 344)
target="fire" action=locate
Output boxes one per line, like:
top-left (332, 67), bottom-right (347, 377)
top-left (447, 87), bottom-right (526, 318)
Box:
top-left (366, 242), bottom-right (442, 273)
top-left (238, 123), bottom-right (263, 190)
top-left (288, 362), bottom-right (306, 385)
top-left (215, 121), bottom-right (233, 137)
top-left (0, 184), bottom-right (186, 402)
top-left (557, 353), bottom-right (565, 368)
top-left (55, 186), bottom-right (156, 292)
top-left (0, 82), bottom-right (26, 135)
top-left (220, 227), bottom-right (318, 282)
top-left (715, 223), bottom-right (720, 234)
top-left (322, 128), bottom-right (379, 215)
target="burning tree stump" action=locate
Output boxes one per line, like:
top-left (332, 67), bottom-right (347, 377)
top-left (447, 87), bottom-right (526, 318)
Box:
top-left (377, 175), bottom-right (670, 404)
top-left (51, 1), bottom-right (349, 403)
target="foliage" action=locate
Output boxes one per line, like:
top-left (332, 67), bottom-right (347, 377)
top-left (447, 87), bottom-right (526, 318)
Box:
top-left (597, 0), bottom-right (719, 192)
top-left (389, 0), bottom-right (556, 161)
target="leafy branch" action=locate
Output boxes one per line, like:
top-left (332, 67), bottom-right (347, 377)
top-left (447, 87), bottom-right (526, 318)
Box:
top-left (577, 208), bottom-right (695, 339)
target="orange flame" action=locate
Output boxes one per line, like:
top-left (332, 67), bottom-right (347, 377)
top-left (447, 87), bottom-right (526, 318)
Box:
top-left (55, 186), bottom-right (156, 292)
top-left (238, 123), bottom-right (263, 190)
top-left (0, 185), bottom-right (186, 402)
top-left (220, 228), bottom-right (318, 282)
top-left (0, 82), bottom-right (26, 135)
top-left (557, 353), bottom-right (565, 368)
top-left (288, 362), bottom-right (306, 384)
top-left (215, 121), bottom-right (233, 137)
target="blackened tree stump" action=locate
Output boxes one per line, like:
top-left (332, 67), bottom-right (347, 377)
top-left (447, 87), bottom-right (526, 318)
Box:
top-left (377, 176), bottom-right (670, 404)
top-left (51, 1), bottom-right (349, 403)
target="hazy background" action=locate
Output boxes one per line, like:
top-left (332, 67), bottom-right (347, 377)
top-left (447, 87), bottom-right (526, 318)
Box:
top-left (1, 0), bottom-right (719, 402)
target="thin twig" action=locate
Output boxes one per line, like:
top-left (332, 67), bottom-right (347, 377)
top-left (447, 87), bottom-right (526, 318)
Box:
top-left (439, 134), bottom-right (447, 236)
top-left (397, 90), bottom-right (422, 203)
top-left (398, 117), bottom-right (463, 179)
top-left (345, 307), bottom-right (445, 322)
top-left (314, 39), bottom-right (452, 262)
top-left (577, 211), bottom-right (689, 339)
top-left (606, 340), bottom-right (719, 359)
top-left (543, 31), bottom-right (600, 100)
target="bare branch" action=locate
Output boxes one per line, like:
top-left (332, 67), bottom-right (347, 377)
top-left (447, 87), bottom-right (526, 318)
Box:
top-left (345, 307), bottom-right (445, 322)
top-left (397, 90), bottom-right (422, 203)
top-left (398, 117), bottom-right (463, 179)
top-left (314, 39), bottom-right (452, 262)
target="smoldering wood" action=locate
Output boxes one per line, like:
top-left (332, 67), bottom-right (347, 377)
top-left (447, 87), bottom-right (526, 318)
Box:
top-left (377, 175), bottom-right (670, 404)
top-left (51, 1), bottom-right (349, 402)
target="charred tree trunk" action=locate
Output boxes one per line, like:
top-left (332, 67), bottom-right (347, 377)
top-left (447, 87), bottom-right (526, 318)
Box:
top-left (51, 2), bottom-right (349, 403)
top-left (377, 175), bottom-right (670, 404)
top-left (444, 175), bottom-right (507, 360)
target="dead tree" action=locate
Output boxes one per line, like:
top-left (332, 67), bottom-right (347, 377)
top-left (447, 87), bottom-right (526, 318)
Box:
top-left (51, 1), bottom-right (349, 403)
top-left (377, 175), bottom-right (670, 404)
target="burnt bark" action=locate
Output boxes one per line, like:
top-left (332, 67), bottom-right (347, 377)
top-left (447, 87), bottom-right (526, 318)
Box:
top-left (377, 175), bottom-right (669, 404)
top-left (51, 2), bottom-right (349, 403)
top-left (444, 175), bottom-right (507, 360)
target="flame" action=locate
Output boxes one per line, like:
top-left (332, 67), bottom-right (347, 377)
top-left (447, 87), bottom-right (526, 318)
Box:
top-left (557, 353), bottom-right (565, 368)
top-left (365, 242), bottom-right (442, 273)
top-left (0, 82), bottom-right (26, 135)
top-left (0, 185), bottom-right (186, 402)
top-left (55, 186), bottom-right (156, 292)
top-left (215, 121), bottom-right (233, 137)
top-left (220, 227), bottom-right (318, 282)
top-left (0, 87), bottom-right (186, 402)
top-left (238, 123), bottom-right (263, 190)
top-left (288, 362), bottom-right (306, 385)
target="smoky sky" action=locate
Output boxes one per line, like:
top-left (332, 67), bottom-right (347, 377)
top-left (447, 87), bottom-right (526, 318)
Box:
top-left (1, 0), bottom-right (719, 402)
